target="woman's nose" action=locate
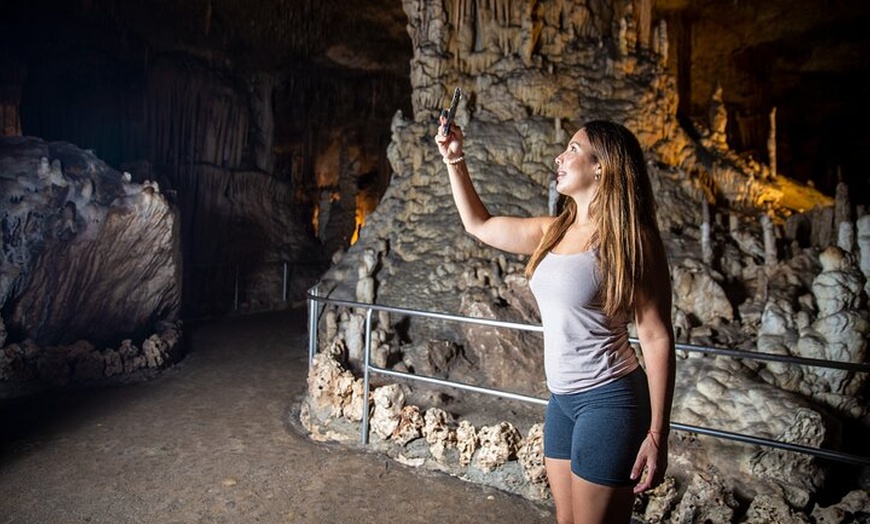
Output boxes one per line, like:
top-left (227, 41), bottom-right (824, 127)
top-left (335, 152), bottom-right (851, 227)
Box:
top-left (555, 156), bottom-right (562, 166)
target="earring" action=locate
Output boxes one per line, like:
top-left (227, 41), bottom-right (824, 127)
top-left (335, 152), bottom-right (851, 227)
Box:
top-left (594, 171), bottom-right (601, 181)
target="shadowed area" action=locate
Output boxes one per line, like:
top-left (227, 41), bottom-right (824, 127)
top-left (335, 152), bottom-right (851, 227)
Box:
top-left (0, 309), bottom-right (556, 523)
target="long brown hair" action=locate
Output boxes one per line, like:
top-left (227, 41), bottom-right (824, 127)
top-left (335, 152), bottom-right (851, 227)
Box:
top-left (525, 120), bottom-right (661, 318)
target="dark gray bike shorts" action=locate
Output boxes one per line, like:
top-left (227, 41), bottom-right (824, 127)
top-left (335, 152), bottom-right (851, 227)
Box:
top-left (543, 367), bottom-right (651, 487)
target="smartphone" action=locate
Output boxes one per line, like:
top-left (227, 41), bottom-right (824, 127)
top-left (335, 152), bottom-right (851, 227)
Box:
top-left (441, 87), bottom-right (462, 136)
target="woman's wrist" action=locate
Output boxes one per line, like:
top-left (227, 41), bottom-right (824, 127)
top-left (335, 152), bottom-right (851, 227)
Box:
top-left (647, 430), bottom-right (664, 452)
top-left (442, 154), bottom-right (466, 165)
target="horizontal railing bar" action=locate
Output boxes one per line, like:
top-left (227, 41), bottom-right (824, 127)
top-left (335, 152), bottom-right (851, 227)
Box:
top-left (370, 365), bottom-right (549, 406)
top-left (670, 422), bottom-right (870, 467)
top-left (307, 289), bottom-right (870, 466)
top-left (667, 341), bottom-right (870, 373)
top-left (306, 290), bottom-right (868, 373)
top-left (308, 294), bottom-right (543, 332)
top-left (370, 366), bottom-right (870, 467)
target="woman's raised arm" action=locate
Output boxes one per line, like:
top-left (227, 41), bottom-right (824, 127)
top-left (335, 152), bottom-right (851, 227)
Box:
top-left (435, 122), bottom-right (552, 255)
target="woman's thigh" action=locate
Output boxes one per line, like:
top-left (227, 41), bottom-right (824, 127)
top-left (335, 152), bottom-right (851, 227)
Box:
top-left (552, 368), bottom-right (651, 486)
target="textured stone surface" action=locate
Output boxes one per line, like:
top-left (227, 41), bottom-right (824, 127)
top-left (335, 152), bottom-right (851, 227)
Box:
top-left (0, 138), bottom-right (184, 395)
top-left (370, 384), bottom-right (405, 439)
top-left (301, 0), bottom-right (865, 519)
top-left (812, 490), bottom-right (870, 524)
top-left (475, 421), bottom-right (522, 473)
top-left (1, 138), bottom-right (180, 347)
top-left (669, 471), bottom-right (738, 524)
top-left (742, 494), bottom-right (811, 524)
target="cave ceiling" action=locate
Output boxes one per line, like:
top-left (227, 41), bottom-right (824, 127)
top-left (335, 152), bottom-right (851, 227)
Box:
top-left (0, 0), bottom-right (411, 76)
top-left (1, 0), bottom-right (868, 199)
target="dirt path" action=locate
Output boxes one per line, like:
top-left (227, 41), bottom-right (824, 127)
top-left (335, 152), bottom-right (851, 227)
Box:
top-left (0, 309), bottom-right (555, 523)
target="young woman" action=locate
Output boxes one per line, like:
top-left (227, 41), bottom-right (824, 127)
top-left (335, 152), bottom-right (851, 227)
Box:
top-left (435, 118), bottom-right (675, 524)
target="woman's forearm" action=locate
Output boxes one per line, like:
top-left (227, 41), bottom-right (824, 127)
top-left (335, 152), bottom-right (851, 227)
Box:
top-left (642, 335), bottom-right (675, 435)
top-left (445, 159), bottom-right (492, 236)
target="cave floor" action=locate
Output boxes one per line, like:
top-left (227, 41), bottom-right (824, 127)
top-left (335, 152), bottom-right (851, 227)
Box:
top-left (0, 308), bottom-right (556, 523)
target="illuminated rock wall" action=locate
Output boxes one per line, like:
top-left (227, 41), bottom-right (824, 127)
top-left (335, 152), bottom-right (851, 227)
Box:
top-left (307, 0), bottom-right (868, 517)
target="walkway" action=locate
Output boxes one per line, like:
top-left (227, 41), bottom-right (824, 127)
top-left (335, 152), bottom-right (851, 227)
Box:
top-left (0, 309), bottom-right (554, 523)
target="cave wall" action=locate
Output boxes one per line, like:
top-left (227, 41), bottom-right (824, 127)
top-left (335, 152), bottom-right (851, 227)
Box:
top-left (306, 0), bottom-right (869, 516)
top-left (0, 0), bottom-right (414, 318)
top-left (656, 0), bottom-right (870, 202)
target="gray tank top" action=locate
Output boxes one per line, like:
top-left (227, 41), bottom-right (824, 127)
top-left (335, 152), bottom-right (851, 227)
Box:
top-left (528, 250), bottom-right (638, 394)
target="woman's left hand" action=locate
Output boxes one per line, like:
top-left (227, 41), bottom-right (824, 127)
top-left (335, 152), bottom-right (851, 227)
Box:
top-left (630, 431), bottom-right (668, 493)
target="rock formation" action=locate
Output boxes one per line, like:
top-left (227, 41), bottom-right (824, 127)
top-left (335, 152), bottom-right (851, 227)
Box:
top-left (0, 137), bottom-right (182, 396)
top-left (303, 1), bottom-right (868, 522)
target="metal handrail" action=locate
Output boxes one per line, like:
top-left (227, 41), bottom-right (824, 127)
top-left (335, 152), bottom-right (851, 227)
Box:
top-left (305, 288), bottom-right (870, 467)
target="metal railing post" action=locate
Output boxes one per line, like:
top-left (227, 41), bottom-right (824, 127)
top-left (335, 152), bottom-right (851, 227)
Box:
top-left (282, 262), bottom-right (288, 302)
top-left (360, 308), bottom-right (375, 445)
top-left (234, 265), bottom-right (239, 311)
top-left (307, 286), bottom-right (318, 371)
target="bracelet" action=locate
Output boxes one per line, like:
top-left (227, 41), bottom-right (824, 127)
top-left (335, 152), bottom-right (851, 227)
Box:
top-left (647, 430), bottom-right (661, 452)
top-left (443, 155), bottom-right (466, 165)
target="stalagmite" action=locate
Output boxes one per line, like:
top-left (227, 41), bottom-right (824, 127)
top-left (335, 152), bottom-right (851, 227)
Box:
top-left (709, 83), bottom-right (728, 147)
top-left (761, 212), bottom-right (777, 266)
top-left (838, 222), bottom-right (855, 253)
top-left (835, 181), bottom-right (851, 227)
top-left (701, 196), bottom-right (713, 265)
top-left (370, 384), bottom-right (405, 439)
top-left (455, 420), bottom-right (478, 466)
top-left (516, 423), bottom-right (547, 493)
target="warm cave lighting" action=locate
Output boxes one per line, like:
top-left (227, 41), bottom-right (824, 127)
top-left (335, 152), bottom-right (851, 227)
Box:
top-left (350, 191), bottom-right (379, 245)
top-left (350, 200), bottom-right (365, 245)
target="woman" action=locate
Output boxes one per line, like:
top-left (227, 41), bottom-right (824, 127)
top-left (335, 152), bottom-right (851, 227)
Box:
top-left (435, 117), bottom-right (675, 524)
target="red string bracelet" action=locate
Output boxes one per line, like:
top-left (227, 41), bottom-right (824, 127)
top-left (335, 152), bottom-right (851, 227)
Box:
top-left (647, 430), bottom-right (661, 452)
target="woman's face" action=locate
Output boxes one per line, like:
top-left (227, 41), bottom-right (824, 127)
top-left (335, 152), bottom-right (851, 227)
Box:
top-left (554, 128), bottom-right (600, 196)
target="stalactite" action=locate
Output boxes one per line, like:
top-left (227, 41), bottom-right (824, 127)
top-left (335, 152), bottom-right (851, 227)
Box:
top-left (768, 107), bottom-right (777, 176)
top-left (653, 19), bottom-right (668, 65)
top-left (145, 61), bottom-right (249, 174)
top-left (618, 1), bottom-right (637, 56)
top-left (638, 0), bottom-right (652, 49)
top-left (521, 1), bottom-right (543, 64)
top-left (455, 0), bottom-right (467, 41)
top-left (618, 17), bottom-right (629, 56)
top-left (204, 0), bottom-right (212, 37)
top-left (457, 0), bottom-right (475, 70)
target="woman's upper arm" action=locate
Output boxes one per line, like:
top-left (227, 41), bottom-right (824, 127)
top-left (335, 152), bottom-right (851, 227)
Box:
top-left (634, 230), bottom-right (674, 342)
top-left (469, 215), bottom-right (554, 255)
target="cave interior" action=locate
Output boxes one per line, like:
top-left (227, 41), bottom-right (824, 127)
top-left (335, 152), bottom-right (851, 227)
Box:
top-left (1, 0), bottom-right (868, 327)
